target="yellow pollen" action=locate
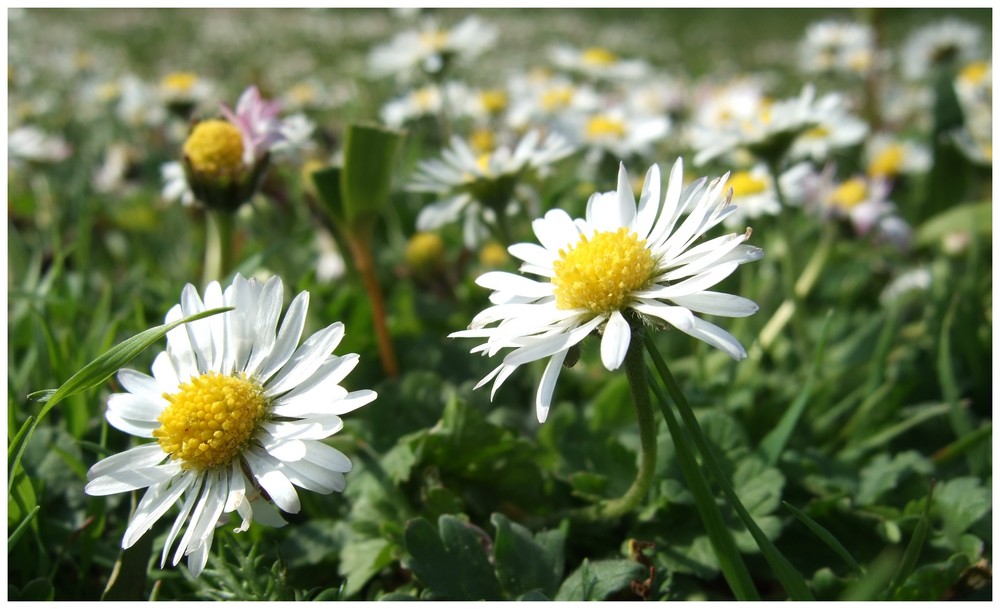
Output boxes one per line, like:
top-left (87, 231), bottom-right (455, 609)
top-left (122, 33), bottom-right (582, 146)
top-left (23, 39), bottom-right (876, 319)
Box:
top-left (289, 82), bottom-right (317, 105)
top-left (183, 120), bottom-right (245, 177)
top-left (868, 144), bottom-right (904, 178)
top-left (552, 228), bottom-right (656, 313)
top-left (541, 86), bottom-right (575, 111)
top-left (162, 71), bottom-right (198, 93)
top-left (959, 61), bottom-right (989, 86)
top-left (153, 372), bottom-right (267, 471)
top-left (829, 177), bottom-right (868, 210)
top-left (803, 125), bottom-right (831, 139)
top-left (420, 30), bottom-right (449, 51)
top-left (479, 89), bottom-right (508, 113)
top-left (585, 115), bottom-right (627, 140)
top-left (581, 47), bottom-right (618, 66)
top-left (414, 87), bottom-right (437, 111)
top-left (726, 171), bottom-right (768, 198)
top-left (475, 153), bottom-right (492, 174)
top-left (468, 128), bottom-right (496, 154)
top-left (478, 241), bottom-right (510, 267)
top-left (405, 232), bottom-right (445, 271)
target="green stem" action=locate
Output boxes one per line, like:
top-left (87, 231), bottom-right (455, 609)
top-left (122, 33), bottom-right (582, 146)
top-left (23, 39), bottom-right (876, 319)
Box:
top-left (573, 320), bottom-right (657, 521)
top-left (203, 209), bottom-right (235, 286)
top-left (645, 336), bottom-right (814, 600)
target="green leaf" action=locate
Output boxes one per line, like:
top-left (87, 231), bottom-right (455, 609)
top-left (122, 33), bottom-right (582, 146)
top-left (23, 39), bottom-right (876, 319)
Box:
top-left (338, 537), bottom-right (396, 598)
top-left (893, 553), bottom-right (970, 601)
top-left (7, 505), bottom-right (40, 553)
top-left (934, 477), bottom-right (990, 545)
top-left (403, 516), bottom-right (503, 600)
top-left (341, 123), bottom-right (405, 227)
top-left (887, 485), bottom-right (933, 599)
top-left (491, 513), bottom-right (565, 599)
top-left (915, 202), bottom-right (990, 247)
top-left (856, 451), bottom-right (933, 506)
top-left (10, 306), bottom-right (233, 492)
top-left (554, 559), bottom-right (645, 601)
top-left (310, 166), bottom-right (345, 225)
top-left (18, 578), bottom-right (55, 601)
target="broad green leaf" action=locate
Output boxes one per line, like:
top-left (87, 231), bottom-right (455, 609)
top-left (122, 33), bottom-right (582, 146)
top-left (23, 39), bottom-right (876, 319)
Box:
top-left (491, 513), bottom-right (565, 599)
top-left (915, 201), bottom-right (990, 247)
top-left (341, 123), bottom-right (405, 227)
top-left (554, 558), bottom-right (646, 601)
top-left (17, 578), bottom-right (55, 601)
top-left (934, 477), bottom-right (990, 545)
top-left (310, 166), bottom-right (345, 225)
top-left (893, 553), bottom-right (970, 601)
top-left (338, 537), bottom-right (396, 598)
top-left (403, 516), bottom-right (503, 600)
top-left (856, 451), bottom-right (933, 506)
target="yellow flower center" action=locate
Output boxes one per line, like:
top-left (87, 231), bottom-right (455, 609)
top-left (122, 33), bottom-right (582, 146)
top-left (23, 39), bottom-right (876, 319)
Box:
top-left (541, 86), bottom-right (575, 111)
top-left (405, 232), bottom-right (445, 271)
top-left (153, 372), bottom-right (267, 471)
top-left (552, 228), bottom-right (656, 313)
top-left (468, 128), bottom-right (496, 154)
top-left (726, 171), bottom-right (768, 198)
top-left (478, 241), bottom-right (509, 267)
top-left (581, 47), bottom-right (618, 66)
top-left (420, 29), bottom-right (449, 51)
top-left (959, 61), bottom-right (989, 86)
top-left (479, 89), bottom-right (508, 113)
top-left (183, 120), bottom-right (245, 177)
top-left (585, 115), bottom-right (627, 140)
top-left (868, 144), bottom-right (904, 178)
top-left (414, 87), bottom-right (438, 111)
top-left (289, 82), bottom-right (317, 105)
top-left (162, 71), bottom-right (198, 93)
top-left (803, 125), bottom-right (831, 140)
top-left (475, 153), bottom-right (493, 175)
top-left (829, 177), bottom-right (868, 210)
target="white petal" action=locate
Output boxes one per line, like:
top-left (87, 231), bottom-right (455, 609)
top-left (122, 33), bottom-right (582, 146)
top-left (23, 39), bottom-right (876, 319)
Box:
top-left (151, 351), bottom-right (180, 393)
top-left (301, 440), bottom-right (353, 473)
top-left (263, 415), bottom-right (344, 441)
top-left (174, 469), bottom-right (224, 568)
top-left (631, 301), bottom-right (696, 332)
top-left (535, 349), bottom-right (568, 424)
top-left (161, 473), bottom-right (204, 567)
top-left (676, 317), bottom-right (748, 360)
top-left (638, 261), bottom-right (739, 300)
top-left (508, 242), bottom-right (555, 268)
top-left (503, 315), bottom-right (603, 367)
top-left (106, 393), bottom-right (164, 422)
top-left (668, 292), bottom-right (759, 318)
top-left (122, 471), bottom-right (196, 549)
top-left (265, 322), bottom-right (345, 397)
top-left (254, 291), bottom-right (309, 384)
top-left (279, 459), bottom-right (346, 494)
top-left (87, 444), bottom-right (166, 481)
top-left (532, 208), bottom-right (579, 253)
top-left (263, 438), bottom-right (308, 461)
top-left (600, 310), bottom-right (631, 371)
top-left (634, 164), bottom-right (661, 239)
top-left (245, 449), bottom-right (301, 513)
top-left (85, 462), bottom-right (182, 495)
top-left (244, 276), bottom-right (285, 376)
top-left (179, 283), bottom-right (213, 374)
top-left (116, 369), bottom-right (165, 402)
top-left (476, 271), bottom-right (553, 298)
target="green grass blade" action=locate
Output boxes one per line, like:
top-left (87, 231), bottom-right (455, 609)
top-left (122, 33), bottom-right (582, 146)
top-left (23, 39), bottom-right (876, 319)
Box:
top-left (886, 484), bottom-right (935, 599)
top-left (7, 505), bottom-right (41, 553)
top-left (783, 501), bottom-right (863, 576)
top-left (758, 310), bottom-right (833, 466)
top-left (646, 336), bottom-right (814, 601)
top-left (10, 306), bottom-right (233, 492)
top-left (932, 422), bottom-right (992, 464)
top-left (7, 415), bottom-right (35, 461)
top-left (647, 373), bottom-right (760, 600)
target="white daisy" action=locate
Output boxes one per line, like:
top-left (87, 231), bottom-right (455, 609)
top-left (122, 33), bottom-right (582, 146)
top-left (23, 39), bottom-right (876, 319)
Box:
top-left (864, 132), bottom-right (932, 179)
top-left (549, 45), bottom-right (649, 82)
top-left (720, 164), bottom-right (782, 229)
top-left (368, 16), bottom-right (498, 80)
top-left (787, 101), bottom-right (868, 163)
top-left (7, 125), bottom-right (71, 165)
top-left (571, 105), bottom-right (671, 164)
top-left (798, 20), bottom-right (877, 75)
top-left (451, 159), bottom-right (761, 423)
top-left (410, 130), bottom-right (576, 247)
top-left (84, 274), bottom-right (377, 577)
top-left (900, 18), bottom-right (984, 81)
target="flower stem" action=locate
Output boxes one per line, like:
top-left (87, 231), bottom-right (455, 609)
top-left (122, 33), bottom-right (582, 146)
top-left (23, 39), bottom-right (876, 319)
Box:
top-left (203, 209), bottom-right (235, 286)
top-left (573, 319), bottom-right (657, 521)
top-left (645, 336), bottom-right (814, 601)
top-left (345, 231), bottom-right (400, 378)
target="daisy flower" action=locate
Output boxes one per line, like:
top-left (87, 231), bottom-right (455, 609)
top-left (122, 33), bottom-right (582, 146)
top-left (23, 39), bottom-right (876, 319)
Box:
top-left (7, 125), bottom-right (71, 165)
top-left (571, 106), bottom-right (671, 164)
top-left (368, 16), bottom-right (498, 80)
top-left (900, 18), bottom-right (984, 81)
top-left (451, 159), bottom-right (761, 422)
top-left (410, 130), bottom-right (576, 247)
top-left (787, 102), bottom-right (868, 163)
top-left (864, 132), bottom-right (931, 179)
top-left (720, 164), bottom-right (782, 228)
top-left (798, 20), bottom-right (877, 76)
top-left (85, 274), bottom-right (377, 577)
top-left (549, 45), bottom-right (649, 82)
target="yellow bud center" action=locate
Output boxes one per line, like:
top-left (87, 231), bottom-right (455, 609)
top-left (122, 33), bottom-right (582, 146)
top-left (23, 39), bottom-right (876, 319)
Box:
top-left (868, 144), bottom-right (904, 178)
top-left (479, 89), bottom-right (509, 113)
top-left (803, 125), bottom-right (831, 139)
top-left (414, 87), bottom-right (438, 111)
top-left (541, 86), bottom-right (575, 111)
top-left (829, 177), bottom-right (868, 210)
top-left (162, 71), bottom-right (198, 93)
top-left (420, 30), bottom-right (449, 51)
top-left (959, 61), bottom-right (989, 86)
top-left (153, 372), bottom-right (267, 471)
top-left (726, 171), bottom-right (768, 198)
top-left (468, 128), bottom-right (496, 154)
top-left (585, 115), bottom-right (627, 140)
top-left (289, 82), bottom-right (317, 105)
top-left (552, 228), bottom-right (656, 313)
top-left (183, 120), bottom-right (245, 177)
top-left (478, 241), bottom-right (510, 267)
top-left (405, 232), bottom-right (445, 271)
top-left (582, 47), bottom-right (618, 66)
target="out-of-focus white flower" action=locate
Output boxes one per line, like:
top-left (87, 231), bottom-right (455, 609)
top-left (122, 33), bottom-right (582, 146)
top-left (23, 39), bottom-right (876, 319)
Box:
top-left (410, 130), bottom-right (576, 247)
top-left (720, 164), bottom-right (782, 228)
top-left (279, 78), bottom-right (354, 113)
top-left (505, 72), bottom-right (601, 130)
top-left (369, 16), bottom-right (498, 79)
top-left (93, 142), bottom-right (136, 194)
top-left (8, 125), bottom-right (71, 164)
top-left (314, 228), bottom-right (347, 282)
top-left (570, 106), bottom-right (670, 162)
top-left (798, 20), bottom-right (878, 75)
top-left (625, 75), bottom-right (689, 118)
top-left (549, 45), bottom-right (649, 82)
top-left (900, 18), bottom-right (984, 80)
top-left (864, 132), bottom-right (932, 179)
top-left (380, 82), bottom-right (469, 128)
top-left (160, 161), bottom-right (196, 206)
top-left (451, 160), bottom-right (761, 422)
top-left (117, 75), bottom-right (168, 128)
top-left (880, 267), bottom-right (932, 306)
top-left (788, 102), bottom-right (868, 162)
top-left (271, 113), bottom-right (316, 161)
top-left (951, 60), bottom-right (991, 166)
top-left (823, 175), bottom-right (911, 248)
top-left (159, 71), bottom-right (214, 112)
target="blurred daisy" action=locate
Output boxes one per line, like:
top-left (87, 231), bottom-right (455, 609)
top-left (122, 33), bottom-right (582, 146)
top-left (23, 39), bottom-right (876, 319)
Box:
top-left (952, 60), bottom-right (991, 166)
top-left (692, 84), bottom-right (849, 166)
top-left (506, 73), bottom-right (601, 130)
top-left (880, 267), bottom-right (932, 307)
top-left (451, 159), bottom-right (761, 422)
top-left (900, 18), bottom-right (984, 81)
top-left (8, 125), bottom-right (71, 165)
top-left (720, 164), bottom-right (782, 228)
top-left (85, 274), bottom-right (376, 577)
top-left (798, 20), bottom-right (877, 75)
top-left (788, 102), bottom-right (868, 162)
top-left (410, 130), bottom-right (575, 247)
top-left (369, 16), bottom-right (497, 80)
top-left (380, 82), bottom-right (469, 128)
top-left (864, 132), bottom-right (931, 179)
top-left (821, 174), bottom-right (911, 248)
top-left (160, 161), bottom-right (196, 206)
top-left (572, 106), bottom-right (671, 163)
top-left (549, 45), bottom-right (649, 81)
top-left (159, 71), bottom-right (214, 117)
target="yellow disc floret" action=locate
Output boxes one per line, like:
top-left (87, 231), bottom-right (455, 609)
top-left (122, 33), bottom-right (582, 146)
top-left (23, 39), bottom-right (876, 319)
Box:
top-left (183, 120), bottom-right (245, 177)
top-left (162, 71), bottom-right (198, 94)
top-left (154, 371), bottom-right (267, 471)
top-left (726, 171), bottom-right (768, 198)
top-left (868, 144), bottom-right (904, 178)
top-left (541, 86), bottom-right (575, 111)
top-left (479, 89), bottom-right (509, 114)
top-left (552, 228), bottom-right (656, 313)
top-left (582, 47), bottom-right (618, 66)
top-left (829, 177), bottom-right (868, 210)
top-left (585, 115), bottom-right (627, 140)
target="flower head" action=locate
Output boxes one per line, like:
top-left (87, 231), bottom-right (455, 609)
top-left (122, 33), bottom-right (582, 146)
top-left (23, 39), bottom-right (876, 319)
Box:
top-left (901, 18), bottom-right (984, 81)
top-left (369, 16), bottom-right (498, 80)
top-left (85, 274), bottom-right (377, 577)
top-left (798, 20), bottom-right (877, 75)
top-left (451, 159), bottom-right (761, 422)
